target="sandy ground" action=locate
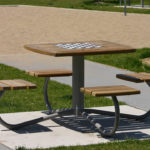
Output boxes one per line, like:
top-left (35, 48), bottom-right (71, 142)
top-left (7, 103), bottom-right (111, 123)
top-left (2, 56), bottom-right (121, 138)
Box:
top-left (0, 5), bottom-right (150, 54)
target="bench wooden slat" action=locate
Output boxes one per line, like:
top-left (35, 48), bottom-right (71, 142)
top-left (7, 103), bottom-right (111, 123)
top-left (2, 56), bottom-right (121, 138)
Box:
top-left (80, 85), bottom-right (129, 94)
top-left (116, 73), bottom-right (150, 83)
top-left (0, 83), bottom-right (11, 91)
top-left (0, 79), bottom-right (36, 90)
top-left (0, 80), bottom-right (25, 90)
top-left (81, 85), bottom-right (140, 97)
top-left (26, 69), bottom-right (72, 77)
top-left (14, 79), bottom-right (36, 89)
top-left (92, 89), bottom-right (140, 97)
top-left (132, 73), bottom-right (150, 81)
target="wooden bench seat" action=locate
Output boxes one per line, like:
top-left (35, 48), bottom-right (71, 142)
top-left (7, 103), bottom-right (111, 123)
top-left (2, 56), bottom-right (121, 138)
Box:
top-left (116, 73), bottom-right (150, 83)
top-left (80, 85), bottom-right (140, 97)
top-left (81, 85), bottom-right (140, 137)
top-left (26, 69), bottom-right (72, 77)
top-left (26, 69), bottom-right (72, 112)
top-left (0, 79), bottom-right (36, 91)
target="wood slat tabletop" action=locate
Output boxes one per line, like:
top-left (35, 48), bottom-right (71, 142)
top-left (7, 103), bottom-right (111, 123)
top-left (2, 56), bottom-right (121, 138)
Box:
top-left (24, 40), bottom-right (136, 57)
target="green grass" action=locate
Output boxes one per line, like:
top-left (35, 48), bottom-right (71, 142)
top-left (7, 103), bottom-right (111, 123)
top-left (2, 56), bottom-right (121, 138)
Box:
top-left (0, 0), bottom-right (150, 14)
top-left (86, 48), bottom-right (150, 73)
top-left (0, 63), bottom-right (123, 113)
top-left (16, 139), bottom-right (150, 150)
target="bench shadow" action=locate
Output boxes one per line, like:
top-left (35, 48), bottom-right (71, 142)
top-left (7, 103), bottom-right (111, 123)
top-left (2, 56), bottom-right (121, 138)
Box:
top-left (11, 124), bottom-right (52, 134)
top-left (52, 114), bottom-right (150, 140)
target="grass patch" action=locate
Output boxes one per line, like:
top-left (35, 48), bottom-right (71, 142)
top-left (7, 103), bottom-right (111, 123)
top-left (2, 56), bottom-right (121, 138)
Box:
top-left (0, 63), bottom-right (124, 113)
top-left (0, 0), bottom-right (150, 14)
top-left (16, 139), bottom-right (150, 150)
top-left (86, 48), bottom-right (150, 73)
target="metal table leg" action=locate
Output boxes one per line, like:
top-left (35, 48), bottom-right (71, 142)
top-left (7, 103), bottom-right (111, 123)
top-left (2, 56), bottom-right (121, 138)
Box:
top-left (43, 56), bottom-right (84, 116)
top-left (72, 56), bottom-right (84, 114)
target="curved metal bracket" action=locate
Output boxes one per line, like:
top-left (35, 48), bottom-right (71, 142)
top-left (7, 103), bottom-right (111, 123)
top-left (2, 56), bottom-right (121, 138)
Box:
top-left (84, 107), bottom-right (150, 121)
top-left (0, 113), bottom-right (59, 130)
top-left (0, 108), bottom-right (74, 130)
top-left (82, 96), bottom-right (120, 137)
top-left (44, 77), bottom-right (52, 112)
top-left (0, 91), bottom-right (5, 99)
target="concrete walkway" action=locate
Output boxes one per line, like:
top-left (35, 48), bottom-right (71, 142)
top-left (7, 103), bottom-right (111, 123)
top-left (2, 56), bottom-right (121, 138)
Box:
top-left (0, 52), bottom-right (149, 111)
top-left (1, 105), bottom-right (150, 150)
top-left (0, 144), bottom-right (12, 150)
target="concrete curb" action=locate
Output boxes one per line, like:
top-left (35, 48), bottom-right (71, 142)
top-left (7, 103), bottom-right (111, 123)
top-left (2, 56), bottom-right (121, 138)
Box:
top-left (0, 143), bottom-right (13, 150)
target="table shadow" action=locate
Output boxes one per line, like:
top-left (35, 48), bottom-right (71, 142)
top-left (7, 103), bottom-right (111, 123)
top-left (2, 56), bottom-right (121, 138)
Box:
top-left (52, 114), bottom-right (150, 140)
top-left (3, 124), bottom-right (52, 134)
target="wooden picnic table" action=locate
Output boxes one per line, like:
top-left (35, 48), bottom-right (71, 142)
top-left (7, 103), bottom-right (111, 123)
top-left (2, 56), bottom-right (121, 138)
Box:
top-left (2, 40), bottom-right (150, 137)
top-left (0, 40), bottom-right (137, 137)
top-left (24, 40), bottom-right (136, 112)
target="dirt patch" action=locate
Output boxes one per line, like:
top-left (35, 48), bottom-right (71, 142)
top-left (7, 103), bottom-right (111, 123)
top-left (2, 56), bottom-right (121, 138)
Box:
top-left (142, 58), bottom-right (150, 66)
top-left (0, 6), bottom-right (150, 55)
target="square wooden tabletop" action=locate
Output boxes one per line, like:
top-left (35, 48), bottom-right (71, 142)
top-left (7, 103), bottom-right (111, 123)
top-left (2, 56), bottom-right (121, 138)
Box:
top-left (24, 40), bottom-right (136, 57)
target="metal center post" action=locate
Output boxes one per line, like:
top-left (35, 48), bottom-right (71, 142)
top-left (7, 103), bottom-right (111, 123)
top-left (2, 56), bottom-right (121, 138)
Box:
top-left (72, 56), bottom-right (84, 115)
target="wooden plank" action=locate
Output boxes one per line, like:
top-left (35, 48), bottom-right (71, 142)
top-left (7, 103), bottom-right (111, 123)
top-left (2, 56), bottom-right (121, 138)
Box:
top-left (26, 69), bottom-right (72, 77)
top-left (0, 83), bottom-right (11, 91)
top-left (81, 85), bottom-right (129, 94)
top-left (0, 80), bottom-right (36, 90)
top-left (14, 79), bottom-right (36, 89)
top-left (26, 70), bottom-right (36, 76)
top-left (0, 80), bottom-right (25, 90)
top-left (139, 73), bottom-right (150, 81)
top-left (116, 73), bottom-right (150, 83)
top-left (116, 74), bottom-right (143, 83)
top-left (24, 40), bottom-right (136, 57)
top-left (81, 85), bottom-right (140, 97)
top-left (140, 72), bottom-right (150, 76)
top-left (128, 73), bottom-right (150, 81)
top-left (92, 89), bottom-right (140, 97)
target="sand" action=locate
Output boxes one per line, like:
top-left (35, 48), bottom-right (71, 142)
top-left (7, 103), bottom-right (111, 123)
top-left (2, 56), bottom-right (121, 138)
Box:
top-left (0, 5), bottom-right (150, 54)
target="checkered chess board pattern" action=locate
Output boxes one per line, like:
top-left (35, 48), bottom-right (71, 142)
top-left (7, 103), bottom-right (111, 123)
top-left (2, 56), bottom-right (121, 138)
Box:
top-left (55, 42), bottom-right (103, 50)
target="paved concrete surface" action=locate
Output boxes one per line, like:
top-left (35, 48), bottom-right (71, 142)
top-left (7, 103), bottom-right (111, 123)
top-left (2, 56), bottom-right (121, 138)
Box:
top-left (0, 105), bottom-right (150, 150)
top-left (0, 144), bottom-right (12, 150)
top-left (0, 53), bottom-right (149, 111)
top-left (117, 5), bottom-right (150, 9)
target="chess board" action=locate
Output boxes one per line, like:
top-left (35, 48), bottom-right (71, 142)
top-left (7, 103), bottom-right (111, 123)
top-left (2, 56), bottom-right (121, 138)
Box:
top-left (55, 42), bottom-right (103, 50)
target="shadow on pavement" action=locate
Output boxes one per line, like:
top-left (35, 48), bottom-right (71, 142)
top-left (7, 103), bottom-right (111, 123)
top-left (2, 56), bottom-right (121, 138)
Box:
top-left (53, 114), bottom-right (150, 140)
top-left (12, 124), bottom-right (52, 134)
top-left (4, 114), bottom-right (150, 140)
